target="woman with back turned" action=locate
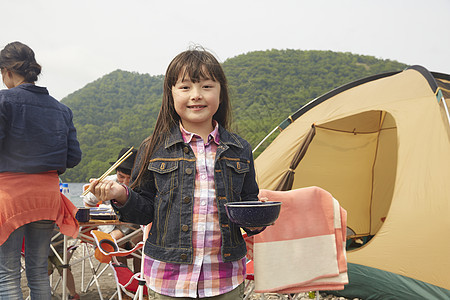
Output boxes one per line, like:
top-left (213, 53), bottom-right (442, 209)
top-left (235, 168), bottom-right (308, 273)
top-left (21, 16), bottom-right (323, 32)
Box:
top-left (0, 41), bottom-right (82, 299)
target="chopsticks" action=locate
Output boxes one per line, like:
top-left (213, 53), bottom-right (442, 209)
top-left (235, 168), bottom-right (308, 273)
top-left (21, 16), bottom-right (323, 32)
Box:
top-left (81, 147), bottom-right (134, 196)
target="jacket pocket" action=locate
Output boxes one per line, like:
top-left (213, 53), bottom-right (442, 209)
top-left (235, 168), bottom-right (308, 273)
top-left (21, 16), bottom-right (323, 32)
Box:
top-left (225, 160), bottom-right (249, 194)
top-left (148, 160), bottom-right (179, 194)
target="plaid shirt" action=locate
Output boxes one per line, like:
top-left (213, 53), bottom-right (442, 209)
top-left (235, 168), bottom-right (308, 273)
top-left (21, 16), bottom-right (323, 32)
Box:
top-left (144, 122), bottom-right (246, 298)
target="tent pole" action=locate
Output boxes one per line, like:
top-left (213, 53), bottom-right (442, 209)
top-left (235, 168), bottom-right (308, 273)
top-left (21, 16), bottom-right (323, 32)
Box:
top-left (252, 126), bottom-right (279, 154)
top-left (441, 96), bottom-right (450, 129)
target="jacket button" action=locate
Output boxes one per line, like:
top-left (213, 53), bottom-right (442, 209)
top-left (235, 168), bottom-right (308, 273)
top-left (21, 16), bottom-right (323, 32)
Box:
top-left (183, 196), bottom-right (191, 203)
top-left (181, 224), bottom-right (189, 232)
top-left (183, 147), bottom-right (189, 154)
top-left (185, 168), bottom-right (192, 175)
top-left (180, 253), bottom-right (187, 260)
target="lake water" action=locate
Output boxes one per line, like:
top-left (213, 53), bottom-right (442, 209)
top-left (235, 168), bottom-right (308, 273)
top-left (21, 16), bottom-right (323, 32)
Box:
top-left (63, 182), bottom-right (88, 207)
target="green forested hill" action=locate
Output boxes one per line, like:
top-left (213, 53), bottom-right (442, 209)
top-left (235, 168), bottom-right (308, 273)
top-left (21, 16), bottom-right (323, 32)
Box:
top-left (61, 71), bottom-right (164, 182)
top-left (61, 49), bottom-right (407, 182)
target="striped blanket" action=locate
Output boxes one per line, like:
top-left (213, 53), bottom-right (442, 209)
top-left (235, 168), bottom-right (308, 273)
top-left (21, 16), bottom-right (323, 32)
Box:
top-left (245, 186), bottom-right (348, 293)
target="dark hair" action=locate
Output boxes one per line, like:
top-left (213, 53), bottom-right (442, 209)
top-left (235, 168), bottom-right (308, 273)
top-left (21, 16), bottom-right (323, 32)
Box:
top-left (131, 49), bottom-right (232, 188)
top-left (116, 167), bottom-right (132, 176)
top-left (0, 41), bottom-right (41, 83)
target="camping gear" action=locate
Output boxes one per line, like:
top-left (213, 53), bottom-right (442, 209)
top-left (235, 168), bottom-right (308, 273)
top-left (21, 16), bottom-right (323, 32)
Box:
top-left (243, 187), bottom-right (347, 299)
top-left (254, 65), bottom-right (450, 299)
top-left (91, 229), bottom-right (148, 299)
top-left (224, 201), bottom-right (281, 227)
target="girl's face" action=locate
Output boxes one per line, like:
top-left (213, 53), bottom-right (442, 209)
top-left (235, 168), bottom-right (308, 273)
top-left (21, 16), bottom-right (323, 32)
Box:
top-left (172, 74), bottom-right (220, 133)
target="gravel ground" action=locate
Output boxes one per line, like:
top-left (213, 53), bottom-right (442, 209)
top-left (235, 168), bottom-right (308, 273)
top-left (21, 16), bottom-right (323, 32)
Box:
top-left (20, 244), bottom-right (359, 300)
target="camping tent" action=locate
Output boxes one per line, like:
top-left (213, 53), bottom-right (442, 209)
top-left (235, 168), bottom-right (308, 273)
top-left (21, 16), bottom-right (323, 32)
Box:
top-left (254, 65), bottom-right (450, 299)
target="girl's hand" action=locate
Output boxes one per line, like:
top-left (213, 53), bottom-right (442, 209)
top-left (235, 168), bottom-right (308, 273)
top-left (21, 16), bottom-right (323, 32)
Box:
top-left (89, 178), bottom-right (128, 204)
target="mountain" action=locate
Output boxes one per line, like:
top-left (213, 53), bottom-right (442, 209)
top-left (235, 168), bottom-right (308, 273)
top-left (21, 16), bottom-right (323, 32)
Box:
top-left (60, 49), bottom-right (407, 182)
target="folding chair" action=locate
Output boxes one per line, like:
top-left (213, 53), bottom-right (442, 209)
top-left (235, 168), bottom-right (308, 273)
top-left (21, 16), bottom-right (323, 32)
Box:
top-left (48, 240), bottom-right (79, 298)
top-left (91, 229), bottom-right (148, 300)
top-left (21, 233), bottom-right (79, 300)
top-left (72, 227), bottom-right (111, 299)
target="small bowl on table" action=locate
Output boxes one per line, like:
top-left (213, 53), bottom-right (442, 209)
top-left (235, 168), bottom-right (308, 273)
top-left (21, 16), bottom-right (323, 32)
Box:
top-left (75, 207), bottom-right (90, 222)
top-left (224, 201), bottom-right (281, 227)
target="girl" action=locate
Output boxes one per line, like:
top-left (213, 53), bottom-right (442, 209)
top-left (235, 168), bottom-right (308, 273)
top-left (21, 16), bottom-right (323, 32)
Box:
top-left (0, 41), bottom-right (82, 299)
top-left (90, 49), bottom-right (262, 299)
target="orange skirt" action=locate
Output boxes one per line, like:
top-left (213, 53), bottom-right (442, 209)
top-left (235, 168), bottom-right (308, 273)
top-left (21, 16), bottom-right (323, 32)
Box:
top-left (0, 171), bottom-right (79, 245)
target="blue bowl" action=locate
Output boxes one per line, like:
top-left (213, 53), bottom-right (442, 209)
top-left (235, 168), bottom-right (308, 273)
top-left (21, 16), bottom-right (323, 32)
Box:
top-left (224, 201), bottom-right (281, 227)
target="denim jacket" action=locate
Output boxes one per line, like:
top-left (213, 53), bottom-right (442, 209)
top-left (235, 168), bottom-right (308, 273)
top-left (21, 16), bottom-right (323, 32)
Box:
top-left (112, 125), bottom-right (259, 263)
top-left (0, 84), bottom-right (82, 174)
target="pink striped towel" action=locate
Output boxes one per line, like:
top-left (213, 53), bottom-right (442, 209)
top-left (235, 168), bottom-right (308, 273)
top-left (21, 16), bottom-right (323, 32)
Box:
top-left (246, 186), bottom-right (348, 293)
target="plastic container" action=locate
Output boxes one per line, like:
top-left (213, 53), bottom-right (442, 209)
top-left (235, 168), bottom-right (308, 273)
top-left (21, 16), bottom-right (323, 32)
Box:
top-left (61, 183), bottom-right (69, 194)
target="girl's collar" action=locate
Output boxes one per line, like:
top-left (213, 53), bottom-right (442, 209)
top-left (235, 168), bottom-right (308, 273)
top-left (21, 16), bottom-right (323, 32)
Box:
top-left (179, 121), bottom-right (220, 144)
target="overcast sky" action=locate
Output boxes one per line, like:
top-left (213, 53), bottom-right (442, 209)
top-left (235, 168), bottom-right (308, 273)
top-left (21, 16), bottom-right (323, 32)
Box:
top-left (2, 0), bottom-right (449, 100)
